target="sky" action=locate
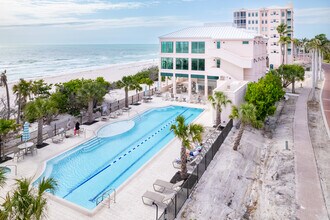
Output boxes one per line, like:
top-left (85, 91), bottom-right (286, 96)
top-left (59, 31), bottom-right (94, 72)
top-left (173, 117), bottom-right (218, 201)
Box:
top-left (0, 0), bottom-right (329, 45)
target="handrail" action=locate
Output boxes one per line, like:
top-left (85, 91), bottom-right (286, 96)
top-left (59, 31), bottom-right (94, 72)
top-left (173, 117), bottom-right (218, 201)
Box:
top-left (95, 188), bottom-right (116, 208)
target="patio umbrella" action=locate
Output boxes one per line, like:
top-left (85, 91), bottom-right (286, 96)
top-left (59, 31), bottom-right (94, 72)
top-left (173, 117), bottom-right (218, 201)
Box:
top-left (22, 121), bottom-right (30, 142)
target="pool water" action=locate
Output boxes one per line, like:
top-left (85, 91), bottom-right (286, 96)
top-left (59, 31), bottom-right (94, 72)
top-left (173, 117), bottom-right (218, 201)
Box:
top-left (35, 106), bottom-right (203, 210)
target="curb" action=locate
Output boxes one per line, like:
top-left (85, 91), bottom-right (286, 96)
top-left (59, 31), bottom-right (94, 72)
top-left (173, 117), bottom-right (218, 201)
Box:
top-left (319, 76), bottom-right (330, 139)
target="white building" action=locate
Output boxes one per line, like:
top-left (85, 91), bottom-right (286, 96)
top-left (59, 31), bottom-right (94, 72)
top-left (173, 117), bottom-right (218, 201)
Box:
top-left (233, 3), bottom-right (294, 68)
top-left (158, 25), bottom-right (268, 124)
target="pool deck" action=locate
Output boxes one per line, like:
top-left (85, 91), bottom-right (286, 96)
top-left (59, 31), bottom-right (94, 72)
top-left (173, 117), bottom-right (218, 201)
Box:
top-left (0, 97), bottom-right (212, 220)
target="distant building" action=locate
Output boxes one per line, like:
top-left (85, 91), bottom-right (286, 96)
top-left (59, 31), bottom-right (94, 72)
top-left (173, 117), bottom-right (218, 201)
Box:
top-left (233, 3), bottom-right (294, 68)
top-left (158, 25), bottom-right (267, 124)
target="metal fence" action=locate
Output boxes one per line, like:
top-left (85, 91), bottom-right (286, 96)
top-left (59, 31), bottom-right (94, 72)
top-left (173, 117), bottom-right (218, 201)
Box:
top-left (157, 119), bottom-right (233, 220)
top-left (1, 88), bottom-right (157, 159)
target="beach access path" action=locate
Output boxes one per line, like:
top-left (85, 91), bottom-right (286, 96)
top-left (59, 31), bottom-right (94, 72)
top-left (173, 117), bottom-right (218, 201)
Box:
top-left (322, 63), bottom-right (330, 137)
top-left (294, 86), bottom-right (329, 220)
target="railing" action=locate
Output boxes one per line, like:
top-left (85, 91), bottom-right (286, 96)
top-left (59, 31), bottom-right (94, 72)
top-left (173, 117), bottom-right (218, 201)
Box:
top-left (95, 188), bottom-right (116, 208)
top-left (157, 119), bottom-right (233, 220)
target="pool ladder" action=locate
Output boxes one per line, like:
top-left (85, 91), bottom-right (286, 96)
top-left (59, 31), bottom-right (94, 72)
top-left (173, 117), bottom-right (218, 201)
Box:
top-left (95, 188), bottom-right (116, 208)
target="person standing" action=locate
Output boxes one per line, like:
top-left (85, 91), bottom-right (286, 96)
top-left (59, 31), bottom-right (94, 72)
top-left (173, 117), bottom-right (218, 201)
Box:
top-left (74, 121), bottom-right (80, 136)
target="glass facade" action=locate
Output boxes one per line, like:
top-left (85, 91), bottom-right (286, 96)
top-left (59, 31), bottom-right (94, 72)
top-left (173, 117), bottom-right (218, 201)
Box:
top-left (242, 41), bottom-right (249, 44)
top-left (161, 42), bottom-right (173, 53)
top-left (192, 42), bottom-right (205, 53)
top-left (216, 59), bottom-right (221, 68)
top-left (176, 58), bottom-right (189, 70)
top-left (191, 59), bottom-right (205, 71)
top-left (217, 41), bottom-right (221, 49)
top-left (176, 42), bottom-right (189, 53)
top-left (161, 57), bottom-right (173, 69)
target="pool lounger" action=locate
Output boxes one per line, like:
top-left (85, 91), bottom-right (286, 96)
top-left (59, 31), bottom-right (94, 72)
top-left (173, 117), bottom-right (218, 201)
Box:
top-left (153, 180), bottom-right (184, 193)
top-left (142, 191), bottom-right (175, 206)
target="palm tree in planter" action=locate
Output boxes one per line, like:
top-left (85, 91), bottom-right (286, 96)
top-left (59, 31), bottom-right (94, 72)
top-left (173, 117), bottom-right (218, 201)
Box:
top-left (277, 23), bottom-right (292, 65)
top-left (229, 103), bottom-right (262, 151)
top-left (77, 80), bottom-right (107, 124)
top-left (0, 119), bottom-right (19, 162)
top-left (0, 70), bottom-right (10, 120)
top-left (117, 76), bottom-right (136, 108)
top-left (0, 167), bottom-right (6, 188)
top-left (143, 78), bottom-right (154, 95)
top-left (170, 115), bottom-right (204, 180)
top-left (13, 79), bottom-right (32, 124)
top-left (208, 91), bottom-right (232, 128)
top-left (0, 177), bottom-right (57, 220)
top-left (24, 98), bottom-right (58, 147)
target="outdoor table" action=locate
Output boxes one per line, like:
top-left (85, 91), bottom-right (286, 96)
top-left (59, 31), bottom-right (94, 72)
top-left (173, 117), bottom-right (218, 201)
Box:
top-left (18, 142), bottom-right (34, 154)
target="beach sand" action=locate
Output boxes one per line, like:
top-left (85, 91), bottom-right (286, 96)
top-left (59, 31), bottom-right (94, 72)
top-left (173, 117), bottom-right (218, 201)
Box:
top-left (0, 59), bottom-right (158, 106)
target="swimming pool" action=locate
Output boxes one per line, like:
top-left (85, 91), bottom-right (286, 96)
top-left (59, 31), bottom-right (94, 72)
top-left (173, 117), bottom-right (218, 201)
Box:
top-left (35, 106), bottom-right (203, 210)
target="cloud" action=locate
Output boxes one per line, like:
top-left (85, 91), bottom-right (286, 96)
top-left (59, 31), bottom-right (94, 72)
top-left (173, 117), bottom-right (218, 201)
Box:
top-left (295, 7), bottom-right (330, 24)
top-left (0, 0), bottom-right (154, 27)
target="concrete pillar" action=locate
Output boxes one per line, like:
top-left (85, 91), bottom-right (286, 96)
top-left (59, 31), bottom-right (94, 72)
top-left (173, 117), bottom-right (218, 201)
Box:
top-left (173, 74), bottom-right (176, 95)
top-left (158, 72), bottom-right (162, 91)
top-left (204, 76), bottom-right (208, 98)
top-left (188, 74), bottom-right (192, 100)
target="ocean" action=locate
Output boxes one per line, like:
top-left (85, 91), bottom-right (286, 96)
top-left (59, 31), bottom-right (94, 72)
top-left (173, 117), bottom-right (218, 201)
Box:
top-left (0, 44), bottom-right (158, 82)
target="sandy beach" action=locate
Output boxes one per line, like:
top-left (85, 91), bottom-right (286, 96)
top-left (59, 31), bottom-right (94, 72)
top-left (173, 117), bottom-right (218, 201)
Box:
top-left (0, 59), bottom-right (158, 106)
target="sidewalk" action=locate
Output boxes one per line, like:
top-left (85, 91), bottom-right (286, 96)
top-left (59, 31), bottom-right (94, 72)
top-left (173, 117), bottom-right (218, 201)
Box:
top-left (294, 88), bottom-right (329, 220)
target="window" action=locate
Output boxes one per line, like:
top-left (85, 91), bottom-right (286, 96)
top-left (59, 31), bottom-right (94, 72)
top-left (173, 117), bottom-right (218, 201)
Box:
top-left (262, 12), bottom-right (264, 17)
top-left (191, 42), bottom-right (205, 53)
top-left (265, 12), bottom-right (267, 16)
top-left (281, 19), bottom-right (284, 24)
top-left (265, 20), bottom-right (267, 24)
top-left (176, 58), bottom-right (188, 70)
top-left (252, 20), bottom-right (254, 24)
top-left (248, 13), bottom-right (250, 17)
top-left (281, 11), bottom-right (285, 17)
top-left (262, 20), bottom-right (264, 24)
top-left (252, 12), bottom-right (254, 17)
top-left (248, 27), bottom-right (250, 30)
top-left (216, 59), bottom-right (221, 68)
top-left (265, 27), bottom-right (267, 31)
top-left (216, 41), bottom-right (221, 49)
top-left (256, 20), bottom-right (258, 24)
top-left (161, 57), bottom-right (173, 69)
top-left (248, 20), bottom-right (251, 24)
top-left (242, 41), bottom-right (249, 44)
top-left (256, 12), bottom-right (258, 17)
top-left (191, 59), bottom-right (205, 71)
top-left (176, 41), bottom-right (189, 53)
top-left (256, 27), bottom-right (258, 32)
top-left (161, 42), bottom-right (173, 53)
top-left (261, 27), bottom-right (264, 31)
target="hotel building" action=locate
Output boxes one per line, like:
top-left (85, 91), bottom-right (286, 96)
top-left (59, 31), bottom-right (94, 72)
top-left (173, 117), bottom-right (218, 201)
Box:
top-left (233, 4), bottom-right (294, 68)
top-left (158, 25), bottom-right (267, 124)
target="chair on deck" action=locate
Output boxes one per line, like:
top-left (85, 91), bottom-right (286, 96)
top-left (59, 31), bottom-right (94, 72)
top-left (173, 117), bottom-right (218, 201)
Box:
top-left (142, 191), bottom-right (175, 206)
top-left (153, 180), bottom-right (184, 193)
top-left (13, 148), bottom-right (25, 162)
top-left (47, 130), bottom-right (64, 144)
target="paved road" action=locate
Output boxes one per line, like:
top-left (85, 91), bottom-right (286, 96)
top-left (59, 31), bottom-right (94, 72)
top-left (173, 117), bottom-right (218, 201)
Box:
top-left (322, 63), bottom-right (330, 135)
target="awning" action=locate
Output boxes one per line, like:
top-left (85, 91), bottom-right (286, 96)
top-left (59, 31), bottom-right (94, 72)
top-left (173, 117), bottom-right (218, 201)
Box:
top-left (175, 73), bottom-right (188, 78)
top-left (160, 72), bottom-right (173, 77)
top-left (207, 76), bottom-right (219, 80)
top-left (191, 74), bottom-right (205, 79)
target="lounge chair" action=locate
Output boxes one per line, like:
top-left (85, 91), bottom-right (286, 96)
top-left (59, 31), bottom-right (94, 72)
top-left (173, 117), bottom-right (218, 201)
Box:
top-left (109, 113), bottom-right (118, 119)
top-left (13, 149), bottom-right (25, 162)
top-left (142, 191), bottom-right (175, 206)
top-left (47, 130), bottom-right (64, 143)
top-left (153, 180), bottom-right (184, 193)
top-left (172, 154), bottom-right (201, 170)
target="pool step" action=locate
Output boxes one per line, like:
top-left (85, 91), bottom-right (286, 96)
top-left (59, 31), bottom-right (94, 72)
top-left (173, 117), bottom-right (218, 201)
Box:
top-left (81, 138), bottom-right (106, 153)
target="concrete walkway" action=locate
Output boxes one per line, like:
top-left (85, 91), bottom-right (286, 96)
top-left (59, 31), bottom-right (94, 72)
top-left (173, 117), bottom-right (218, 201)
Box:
top-left (322, 63), bottom-right (330, 137)
top-left (294, 88), bottom-right (329, 220)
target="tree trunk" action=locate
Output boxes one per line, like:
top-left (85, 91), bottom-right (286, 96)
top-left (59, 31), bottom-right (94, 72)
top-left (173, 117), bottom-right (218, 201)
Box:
top-left (180, 145), bottom-right (188, 179)
top-left (4, 82), bottom-right (10, 120)
top-left (16, 96), bottom-right (21, 124)
top-left (125, 88), bottom-right (128, 107)
top-left (215, 107), bottom-right (221, 126)
top-left (233, 123), bottom-right (245, 151)
top-left (282, 44), bottom-right (285, 65)
top-left (37, 118), bottom-right (43, 146)
top-left (292, 78), bottom-right (295, 93)
top-left (88, 100), bottom-right (93, 123)
top-left (311, 50), bottom-right (316, 101)
top-left (0, 136), bottom-right (3, 161)
top-left (319, 50), bottom-right (322, 81)
top-left (315, 49), bottom-right (319, 83)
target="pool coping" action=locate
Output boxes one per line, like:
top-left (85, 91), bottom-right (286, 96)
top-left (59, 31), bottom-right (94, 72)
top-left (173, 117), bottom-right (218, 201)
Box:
top-left (35, 104), bottom-right (206, 216)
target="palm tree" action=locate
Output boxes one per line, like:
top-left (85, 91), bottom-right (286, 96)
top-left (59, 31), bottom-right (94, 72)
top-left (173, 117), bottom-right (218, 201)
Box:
top-left (12, 79), bottom-right (32, 124)
top-left (0, 70), bottom-right (10, 120)
top-left (0, 167), bottom-right (6, 188)
top-left (31, 79), bottom-right (52, 99)
top-left (314, 34), bottom-right (330, 80)
top-left (307, 38), bottom-right (322, 100)
top-left (0, 119), bottom-right (18, 162)
top-left (277, 23), bottom-right (292, 65)
top-left (229, 103), bottom-right (262, 151)
top-left (292, 38), bottom-right (301, 58)
top-left (1, 177), bottom-right (57, 220)
top-left (301, 38), bottom-right (309, 62)
top-left (77, 81), bottom-right (107, 123)
top-left (170, 115), bottom-right (204, 179)
top-left (208, 91), bottom-right (232, 127)
top-left (24, 98), bottom-right (58, 146)
top-left (117, 76), bottom-right (137, 108)
top-left (143, 78), bottom-right (154, 95)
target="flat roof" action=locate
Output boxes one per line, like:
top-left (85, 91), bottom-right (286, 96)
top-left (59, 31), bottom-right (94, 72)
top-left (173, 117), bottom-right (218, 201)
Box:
top-left (159, 26), bottom-right (263, 40)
